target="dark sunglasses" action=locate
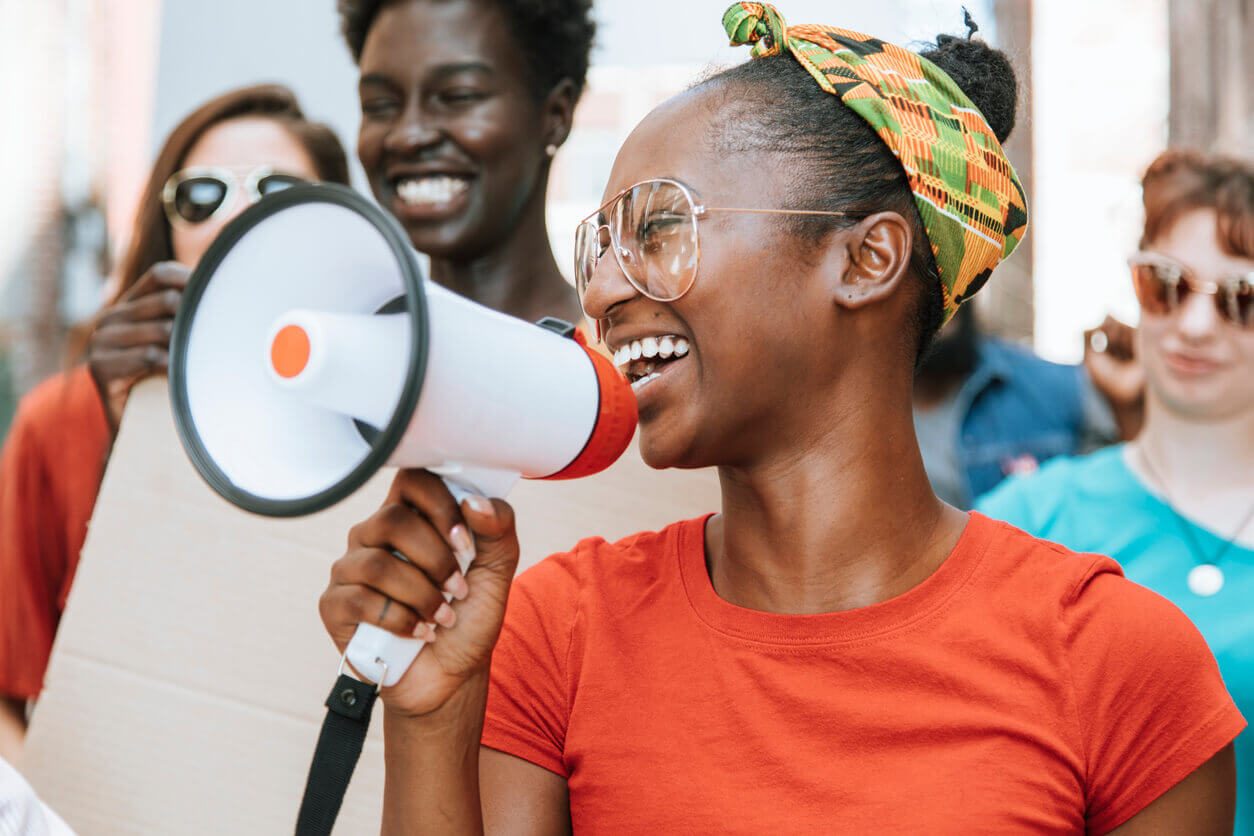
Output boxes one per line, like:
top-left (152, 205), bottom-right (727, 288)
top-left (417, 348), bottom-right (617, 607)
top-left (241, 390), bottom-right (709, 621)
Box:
top-left (162, 166), bottom-right (307, 225)
top-left (1129, 252), bottom-right (1253, 329)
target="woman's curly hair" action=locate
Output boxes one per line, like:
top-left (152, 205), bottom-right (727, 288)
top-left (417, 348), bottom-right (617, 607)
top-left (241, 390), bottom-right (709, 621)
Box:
top-left (338, 0), bottom-right (595, 99)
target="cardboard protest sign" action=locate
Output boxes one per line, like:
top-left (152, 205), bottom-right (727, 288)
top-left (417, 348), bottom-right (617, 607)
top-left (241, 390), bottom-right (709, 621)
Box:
top-left (24, 378), bottom-right (719, 833)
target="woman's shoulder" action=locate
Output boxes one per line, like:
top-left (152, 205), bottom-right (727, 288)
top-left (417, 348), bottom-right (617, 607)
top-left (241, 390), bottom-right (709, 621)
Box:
top-left (1, 367), bottom-right (109, 497)
top-left (1038, 534), bottom-right (1244, 829)
top-left (999, 443), bottom-right (1128, 496)
top-left (11, 366), bottom-right (104, 435)
top-left (979, 512), bottom-right (1213, 653)
top-left (975, 445), bottom-right (1133, 535)
top-left (975, 513), bottom-right (1222, 684)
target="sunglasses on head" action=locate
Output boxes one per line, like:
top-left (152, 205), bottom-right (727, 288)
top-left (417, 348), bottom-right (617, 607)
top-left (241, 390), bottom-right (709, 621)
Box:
top-left (1129, 252), bottom-right (1253, 329)
top-left (574, 177), bottom-right (847, 322)
top-left (162, 166), bottom-right (307, 226)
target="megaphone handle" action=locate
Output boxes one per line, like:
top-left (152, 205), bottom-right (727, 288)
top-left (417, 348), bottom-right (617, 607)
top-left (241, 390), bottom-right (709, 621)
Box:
top-left (343, 467), bottom-right (519, 687)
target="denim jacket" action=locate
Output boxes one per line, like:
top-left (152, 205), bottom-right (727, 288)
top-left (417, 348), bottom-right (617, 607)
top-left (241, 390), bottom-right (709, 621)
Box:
top-left (927, 338), bottom-right (1116, 507)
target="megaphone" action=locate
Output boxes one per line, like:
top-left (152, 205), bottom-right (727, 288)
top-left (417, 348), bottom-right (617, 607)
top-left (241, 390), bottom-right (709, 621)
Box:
top-left (168, 183), bottom-right (637, 685)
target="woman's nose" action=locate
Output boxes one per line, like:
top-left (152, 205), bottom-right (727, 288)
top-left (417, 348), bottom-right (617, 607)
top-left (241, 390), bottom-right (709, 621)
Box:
top-left (1176, 285), bottom-right (1221, 341)
top-left (580, 234), bottom-right (640, 323)
top-left (384, 102), bottom-right (441, 154)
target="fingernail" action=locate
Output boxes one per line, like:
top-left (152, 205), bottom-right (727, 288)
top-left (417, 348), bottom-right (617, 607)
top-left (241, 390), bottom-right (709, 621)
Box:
top-left (412, 622), bottom-right (437, 642)
top-left (434, 602), bottom-right (457, 629)
top-left (443, 571), bottom-right (469, 601)
top-left (449, 525), bottom-right (475, 565)
top-left (465, 495), bottom-right (494, 517)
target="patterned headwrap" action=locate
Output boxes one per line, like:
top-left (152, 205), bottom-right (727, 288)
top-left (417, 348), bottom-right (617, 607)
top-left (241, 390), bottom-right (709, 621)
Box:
top-left (723, 3), bottom-right (1029, 323)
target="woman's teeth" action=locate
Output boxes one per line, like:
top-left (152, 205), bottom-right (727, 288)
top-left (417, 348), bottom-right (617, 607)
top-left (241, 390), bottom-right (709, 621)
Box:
top-left (632, 373), bottom-right (661, 392)
top-left (396, 176), bottom-right (469, 207)
top-left (613, 335), bottom-right (689, 369)
top-left (613, 335), bottom-right (690, 388)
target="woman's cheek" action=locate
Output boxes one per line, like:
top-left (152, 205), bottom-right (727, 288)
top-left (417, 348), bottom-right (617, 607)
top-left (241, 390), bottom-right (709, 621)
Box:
top-left (171, 224), bottom-right (214, 268)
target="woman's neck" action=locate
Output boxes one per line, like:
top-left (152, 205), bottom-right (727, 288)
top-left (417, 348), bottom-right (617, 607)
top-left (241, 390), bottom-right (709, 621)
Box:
top-left (428, 193), bottom-right (580, 325)
top-left (1136, 397), bottom-right (1254, 493)
top-left (705, 374), bottom-right (967, 615)
top-left (1131, 396), bottom-right (1254, 544)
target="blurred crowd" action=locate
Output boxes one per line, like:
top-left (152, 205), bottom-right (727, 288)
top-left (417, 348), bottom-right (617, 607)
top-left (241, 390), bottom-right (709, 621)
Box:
top-left (0, 0), bottom-right (1250, 832)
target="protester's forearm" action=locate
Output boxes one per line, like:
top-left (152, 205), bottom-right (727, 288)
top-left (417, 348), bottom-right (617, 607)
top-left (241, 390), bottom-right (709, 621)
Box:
top-left (0, 696), bottom-right (27, 765)
top-left (382, 674), bottom-right (489, 836)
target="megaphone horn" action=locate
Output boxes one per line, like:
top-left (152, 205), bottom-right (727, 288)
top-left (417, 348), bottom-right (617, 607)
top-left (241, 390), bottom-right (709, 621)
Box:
top-left (169, 183), bottom-right (636, 517)
top-left (169, 183), bottom-right (637, 685)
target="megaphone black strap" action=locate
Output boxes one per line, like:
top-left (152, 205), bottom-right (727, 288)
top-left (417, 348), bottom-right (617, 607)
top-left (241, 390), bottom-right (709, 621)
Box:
top-left (295, 673), bottom-right (379, 835)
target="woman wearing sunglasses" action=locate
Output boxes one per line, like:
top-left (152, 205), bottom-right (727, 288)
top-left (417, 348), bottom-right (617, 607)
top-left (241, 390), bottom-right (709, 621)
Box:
top-left (980, 148), bottom-right (1254, 832)
top-left (0, 84), bottom-right (348, 760)
top-left (318, 6), bottom-right (1241, 832)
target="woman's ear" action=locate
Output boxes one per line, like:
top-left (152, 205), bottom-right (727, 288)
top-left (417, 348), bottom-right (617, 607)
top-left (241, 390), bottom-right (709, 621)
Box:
top-left (825, 211), bottom-right (914, 310)
top-left (542, 79), bottom-right (578, 153)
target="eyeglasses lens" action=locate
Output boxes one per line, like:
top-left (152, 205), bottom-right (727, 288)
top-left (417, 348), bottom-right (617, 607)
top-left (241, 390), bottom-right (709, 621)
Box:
top-left (615, 181), bottom-right (698, 301)
top-left (1134, 261), bottom-right (1253, 328)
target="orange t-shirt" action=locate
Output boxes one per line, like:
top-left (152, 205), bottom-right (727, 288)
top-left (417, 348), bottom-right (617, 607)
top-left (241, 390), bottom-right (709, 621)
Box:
top-left (483, 513), bottom-right (1245, 833)
top-left (0, 367), bottom-right (110, 699)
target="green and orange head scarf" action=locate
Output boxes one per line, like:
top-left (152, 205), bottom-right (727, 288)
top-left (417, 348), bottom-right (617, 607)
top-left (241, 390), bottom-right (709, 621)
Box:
top-left (723, 2), bottom-right (1029, 324)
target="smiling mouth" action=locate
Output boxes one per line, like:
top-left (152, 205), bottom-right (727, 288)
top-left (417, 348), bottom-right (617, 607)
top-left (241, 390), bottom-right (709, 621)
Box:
top-left (393, 175), bottom-right (471, 208)
top-left (612, 334), bottom-right (690, 391)
top-left (1165, 352), bottom-right (1223, 375)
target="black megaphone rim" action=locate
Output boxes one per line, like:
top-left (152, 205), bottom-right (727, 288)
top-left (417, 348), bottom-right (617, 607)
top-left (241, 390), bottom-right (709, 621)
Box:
top-left (168, 182), bottom-right (429, 517)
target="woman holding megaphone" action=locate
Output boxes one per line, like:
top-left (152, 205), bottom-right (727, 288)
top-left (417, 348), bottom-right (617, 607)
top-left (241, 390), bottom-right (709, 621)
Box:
top-left (0, 84), bottom-right (349, 759)
top-left (319, 5), bottom-right (1241, 831)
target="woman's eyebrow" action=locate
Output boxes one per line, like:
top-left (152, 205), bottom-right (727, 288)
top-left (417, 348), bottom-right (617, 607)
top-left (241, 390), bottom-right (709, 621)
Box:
top-left (359, 63), bottom-right (493, 92)
top-left (358, 73), bottom-right (396, 91)
top-left (426, 61), bottom-right (494, 81)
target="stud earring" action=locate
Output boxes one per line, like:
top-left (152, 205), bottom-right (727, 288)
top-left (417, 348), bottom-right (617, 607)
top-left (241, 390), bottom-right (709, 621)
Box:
top-left (545, 143), bottom-right (559, 158)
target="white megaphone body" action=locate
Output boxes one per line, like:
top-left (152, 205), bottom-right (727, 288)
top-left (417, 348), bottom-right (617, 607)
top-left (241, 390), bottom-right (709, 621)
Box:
top-left (168, 184), bottom-right (637, 685)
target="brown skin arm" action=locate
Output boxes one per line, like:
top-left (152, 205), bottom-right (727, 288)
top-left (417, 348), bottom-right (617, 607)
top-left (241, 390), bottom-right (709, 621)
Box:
top-left (480, 748), bottom-right (571, 835)
top-left (320, 470), bottom-right (547, 834)
top-left (0, 696), bottom-right (26, 764)
top-left (1107, 745), bottom-right (1235, 835)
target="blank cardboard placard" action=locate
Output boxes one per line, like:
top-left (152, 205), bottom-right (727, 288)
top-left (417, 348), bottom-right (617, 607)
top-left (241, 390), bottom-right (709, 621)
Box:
top-left (23, 378), bottom-right (719, 834)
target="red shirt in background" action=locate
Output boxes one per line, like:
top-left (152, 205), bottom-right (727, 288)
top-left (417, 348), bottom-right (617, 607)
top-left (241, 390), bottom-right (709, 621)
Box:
top-left (0, 367), bottom-right (110, 699)
top-left (483, 513), bottom-right (1244, 834)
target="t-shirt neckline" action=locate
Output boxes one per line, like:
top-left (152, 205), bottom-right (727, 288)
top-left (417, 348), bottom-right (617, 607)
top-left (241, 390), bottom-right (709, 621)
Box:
top-left (677, 511), bottom-right (995, 646)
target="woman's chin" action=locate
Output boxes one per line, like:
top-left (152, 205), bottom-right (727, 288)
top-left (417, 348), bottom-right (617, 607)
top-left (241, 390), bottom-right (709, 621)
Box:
top-left (637, 421), bottom-right (703, 472)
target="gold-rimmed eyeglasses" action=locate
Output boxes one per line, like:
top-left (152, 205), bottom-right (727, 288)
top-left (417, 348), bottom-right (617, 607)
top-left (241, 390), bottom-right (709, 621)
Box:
top-left (574, 178), bottom-right (850, 317)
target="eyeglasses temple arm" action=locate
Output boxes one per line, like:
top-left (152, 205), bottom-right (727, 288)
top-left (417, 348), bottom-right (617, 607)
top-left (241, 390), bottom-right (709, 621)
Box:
top-left (696, 206), bottom-right (850, 218)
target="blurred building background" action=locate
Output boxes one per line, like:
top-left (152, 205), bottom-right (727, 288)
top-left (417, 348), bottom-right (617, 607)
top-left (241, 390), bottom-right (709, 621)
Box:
top-left (1, 0), bottom-right (1250, 440)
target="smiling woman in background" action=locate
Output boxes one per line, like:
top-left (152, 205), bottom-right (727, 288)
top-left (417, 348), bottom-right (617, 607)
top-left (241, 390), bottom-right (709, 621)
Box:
top-left (980, 148), bottom-right (1254, 832)
top-left (338, 0), bottom-right (594, 324)
top-left (0, 84), bottom-right (349, 762)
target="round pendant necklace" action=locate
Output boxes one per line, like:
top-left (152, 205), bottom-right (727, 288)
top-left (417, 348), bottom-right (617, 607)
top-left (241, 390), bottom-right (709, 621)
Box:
top-left (1137, 446), bottom-right (1254, 598)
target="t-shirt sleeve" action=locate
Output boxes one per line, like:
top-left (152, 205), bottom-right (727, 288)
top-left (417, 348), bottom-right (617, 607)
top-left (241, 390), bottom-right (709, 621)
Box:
top-left (0, 401), bottom-right (66, 700)
top-left (482, 544), bottom-right (586, 778)
top-left (1064, 561), bottom-right (1245, 833)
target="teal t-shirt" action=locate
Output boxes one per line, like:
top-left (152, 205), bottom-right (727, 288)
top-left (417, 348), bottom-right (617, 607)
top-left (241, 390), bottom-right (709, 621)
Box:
top-left (978, 444), bottom-right (1254, 832)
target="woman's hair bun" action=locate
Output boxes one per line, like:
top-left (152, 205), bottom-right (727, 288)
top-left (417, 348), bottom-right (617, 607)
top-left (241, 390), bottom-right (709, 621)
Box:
top-left (920, 33), bottom-right (1018, 144)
